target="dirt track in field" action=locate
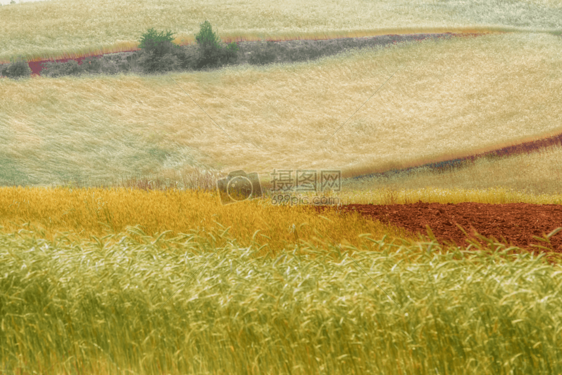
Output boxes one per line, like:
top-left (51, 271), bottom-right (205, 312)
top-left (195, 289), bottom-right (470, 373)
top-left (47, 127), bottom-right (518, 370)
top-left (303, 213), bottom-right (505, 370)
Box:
top-left (318, 203), bottom-right (562, 252)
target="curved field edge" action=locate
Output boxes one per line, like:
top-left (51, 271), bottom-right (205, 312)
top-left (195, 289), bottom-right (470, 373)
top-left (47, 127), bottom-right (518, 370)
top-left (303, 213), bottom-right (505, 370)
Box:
top-left (0, 29), bottom-right (513, 65)
top-left (1, 0), bottom-right (562, 62)
top-left (2, 227), bottom-right (562, 374)
top-left (347, 130), bottom-right (562, 189)
top-left (18, 32), bottom-right (472, 77)
top-left (11, 32), bottom-right (561, 191)
top-left (346, 146), bottom-right (562, 197)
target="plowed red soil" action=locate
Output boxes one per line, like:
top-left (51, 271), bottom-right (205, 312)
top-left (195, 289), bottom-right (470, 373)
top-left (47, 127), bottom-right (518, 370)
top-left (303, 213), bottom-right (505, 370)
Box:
top-left (318, 203), bottom-right (562, 252)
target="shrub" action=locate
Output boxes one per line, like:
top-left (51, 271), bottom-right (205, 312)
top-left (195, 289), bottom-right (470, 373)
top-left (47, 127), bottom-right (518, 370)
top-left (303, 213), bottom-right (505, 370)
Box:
top-left (99, 59), bottom-right (121, 75)
top-left (195, 20), bottom-right (221, 50)
top-left (222, 42), bottom-right (240, 65)
top-left (196, 44), bottom-right (222, 69)
top-left (116, 59), bottom-right (132, 73)
top-left (40, 56), bottom-right (129, 77)
top-left (286, 45), bottom-right (312, 63)
top-left (137, 50), bottom-right (180, 73)
top-left (194, 20), bottom-right (239, 69)
top-left (1, 57), bottom-right (32, 79)
top-left (137, 28), bottom-right (181, 74)
top-left (139, 28), bottom-right (176, 54)
top-left (174, 47), bottom-right (198, 71)
top-left (133, 23), bottom-right (240, 73)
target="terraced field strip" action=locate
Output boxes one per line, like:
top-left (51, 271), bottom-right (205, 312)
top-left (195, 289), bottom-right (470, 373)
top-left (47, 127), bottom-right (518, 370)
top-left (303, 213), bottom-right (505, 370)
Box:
top-left (17, 32), bottom-right (484, 76)
top-left (318, 203), bottom-right (562, 253)
top-left (352, 129), bottom-right (562, 181)
top-left (2, 32), bottom-right (560, 186)
top-left (2, 0), bottom-right (561, 63)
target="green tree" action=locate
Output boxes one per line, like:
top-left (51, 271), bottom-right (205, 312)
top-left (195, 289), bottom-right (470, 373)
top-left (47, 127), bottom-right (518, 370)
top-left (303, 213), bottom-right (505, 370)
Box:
top-left (139, 28), bottom-right (176, 56)
top-left (195, 21), bottom-right (222, 49)
top-left (195, 21), bottom-right (239, 69)
top-left (137, 28), bottom-right (180, 73)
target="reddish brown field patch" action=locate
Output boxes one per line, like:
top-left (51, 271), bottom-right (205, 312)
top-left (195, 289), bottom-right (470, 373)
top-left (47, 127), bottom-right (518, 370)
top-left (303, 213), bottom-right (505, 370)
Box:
top-left (318, 203), bottom-right (562, 252)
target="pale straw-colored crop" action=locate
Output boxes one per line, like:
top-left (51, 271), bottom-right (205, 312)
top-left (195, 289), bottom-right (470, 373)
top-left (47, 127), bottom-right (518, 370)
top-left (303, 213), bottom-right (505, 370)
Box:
top-left (1, 33), bottom-right (561, 187)
top-left (0, 0), bottom-right (561, 62)
top-left (338, 186), bottom-right (562, 206)
top-left (344, 144), bottom-right (562, 197)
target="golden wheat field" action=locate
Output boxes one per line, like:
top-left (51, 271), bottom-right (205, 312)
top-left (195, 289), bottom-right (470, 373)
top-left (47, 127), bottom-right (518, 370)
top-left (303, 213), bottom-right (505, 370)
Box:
top-left (0, 186), bottom-right (419, 249)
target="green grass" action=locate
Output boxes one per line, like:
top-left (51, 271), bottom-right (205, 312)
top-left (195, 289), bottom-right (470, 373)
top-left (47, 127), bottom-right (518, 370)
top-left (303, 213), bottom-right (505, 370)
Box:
top-left (1, 227), bottom-right (562, 374)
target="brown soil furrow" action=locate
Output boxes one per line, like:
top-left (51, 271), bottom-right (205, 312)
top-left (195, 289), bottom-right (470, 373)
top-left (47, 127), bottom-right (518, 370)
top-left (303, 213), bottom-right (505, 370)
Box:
top-left (350, 132), bottom-right (562, 182)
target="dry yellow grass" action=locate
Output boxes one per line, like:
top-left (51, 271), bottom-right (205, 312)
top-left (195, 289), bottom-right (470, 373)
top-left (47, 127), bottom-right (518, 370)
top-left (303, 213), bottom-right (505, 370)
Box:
top-left (344, 144), bottom-right (562, 197)
top-left (1, 33), bottom-right (561, 187)
top-left (337, 186), bottom-right (562, 205)
top-left (0, 186), bottom-right (416, 251)
top-left (1, 0), bottom-right (561, 62)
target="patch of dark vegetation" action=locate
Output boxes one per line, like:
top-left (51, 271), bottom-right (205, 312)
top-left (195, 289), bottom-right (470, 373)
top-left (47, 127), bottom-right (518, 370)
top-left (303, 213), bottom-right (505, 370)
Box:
top-left (0, 56), bottom-right (31, 79)
top-left (194, 20), bottom-right (240, 70)
top-left (0, 25), bottom-right (455, 79)
top-left (238, 33), bottom-right (453, 66)
top-left (39, 53), bottom-right (130, 77)
top-left (136, 28), bottom-right (183, 74)
top-left (37, 21), bottom-right (242, 78)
